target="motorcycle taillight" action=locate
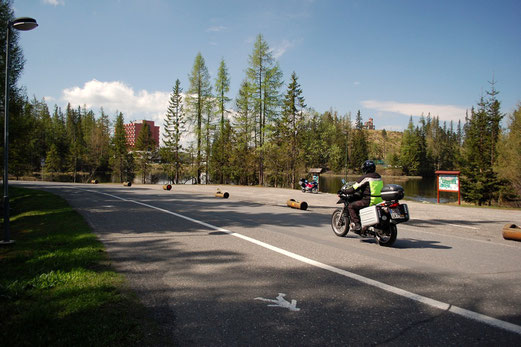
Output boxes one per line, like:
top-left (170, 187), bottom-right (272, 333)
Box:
top-left (389, 202), bottom-right (399, 208)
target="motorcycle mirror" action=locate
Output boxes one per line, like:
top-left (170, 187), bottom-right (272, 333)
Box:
top-left (341, 179), bottom-right (345, 184)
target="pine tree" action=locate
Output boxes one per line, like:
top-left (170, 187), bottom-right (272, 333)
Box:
top-left (399, 117), bottom-right (420, 176)
top-left (51, 105), bottom-right (68, 166)
top-left (110, 112), bottom-right (129, 182)
top-left (81, 108), bottom-right (111, 182)
top-left (350, 110), bottom-right (368, 172)
top-left (28, 98), bottom-right (52, 172)
top-left (486, 79), bottom-right (503, 165)
top-left (232, 80), bottom-right (255, 185)
top-left (203, 98), bottom-right (215, 183)
top-left (163, 79), bottom-right (185, 184)
top-left (135, 121), bottom-right (156, 184)
top-left (186, 53), bottom-right (212, 184)
top-left (495, 104), bottom-right (521, 204)
top-left (246, 34), bottom-right (283, 185)
top-left (210, 119), bottom-right (233, 184)
top-left (342, 113), bottom-right (352, 176)
top-left (279, 71), bottom-right (306, 187)
top-left (460, 89), bottom-right (503, 205)
top-left (65, 103), bottom-right (85, 182)
top-left (214, 59), bottom-right (231, 184)
top-left (44, 144), bottom-right (61, 180)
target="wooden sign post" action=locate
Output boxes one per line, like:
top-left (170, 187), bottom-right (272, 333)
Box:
top-left (435, 170), bottom-right (461, 205)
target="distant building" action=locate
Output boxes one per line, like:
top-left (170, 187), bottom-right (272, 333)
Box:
top-left (124, 120), bottom-right (160, 148)
top-left (364, 117), bottom-right (375, 130)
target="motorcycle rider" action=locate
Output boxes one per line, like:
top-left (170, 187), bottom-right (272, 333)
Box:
top-left (343, 160), bottom-right (383, 233)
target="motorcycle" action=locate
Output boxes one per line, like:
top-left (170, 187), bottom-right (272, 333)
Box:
top-left (299, 178), bottom-right (319, 194)
top-left (331, 181), bottom-right (410, 247)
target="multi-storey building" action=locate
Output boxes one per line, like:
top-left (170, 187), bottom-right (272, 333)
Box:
top-left (124, 120), bottom-right (160, 148)
top-left (364, 117), bottom-right (375, 130)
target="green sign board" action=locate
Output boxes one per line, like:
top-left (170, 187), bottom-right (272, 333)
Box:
top-left (438, 175), bottom-right (459, 192)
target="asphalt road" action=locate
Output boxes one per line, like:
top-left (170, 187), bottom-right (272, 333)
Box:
top-left (15, 181), bottom-right (521, 346)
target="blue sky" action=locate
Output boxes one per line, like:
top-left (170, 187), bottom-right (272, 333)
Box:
top-left (13, 0), bottom-right (521, 132)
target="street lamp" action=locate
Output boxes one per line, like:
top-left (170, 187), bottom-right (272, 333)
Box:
top-left (2, 17), bottom-right (38, 245)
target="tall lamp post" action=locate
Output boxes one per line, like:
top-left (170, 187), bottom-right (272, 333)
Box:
top-left (2, 17), bottom-right (38, 245)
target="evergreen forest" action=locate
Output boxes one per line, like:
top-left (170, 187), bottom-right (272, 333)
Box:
top-left (1, 1), bottom-right (519, 207)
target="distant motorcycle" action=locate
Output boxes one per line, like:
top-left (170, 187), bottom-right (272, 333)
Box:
top-left (299, 178), bottom-right (318, 194)
top-left (331, 181), bottom-right (410, 247)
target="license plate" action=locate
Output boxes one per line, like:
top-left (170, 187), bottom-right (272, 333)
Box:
top-left (390, 208), bottom-right (404, 219)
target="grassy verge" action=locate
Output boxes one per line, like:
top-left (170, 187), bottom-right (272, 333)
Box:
top-left (0, 186), bottom-right (164, 346)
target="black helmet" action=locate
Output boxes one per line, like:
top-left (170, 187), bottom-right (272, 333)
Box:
top-left (362, 160), bottom-right (376, 174)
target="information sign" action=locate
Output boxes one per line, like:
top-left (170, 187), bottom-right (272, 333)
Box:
top-left (438, 175), bottom-right (459, 192)
top-left (435, 170), bottom-right (461, 205)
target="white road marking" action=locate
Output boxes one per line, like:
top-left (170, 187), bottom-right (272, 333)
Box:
top-left (447, 223), bottom-right (479, 230)
top-left (255, 293), bottom-right (300, 311)
top-left (85, 189), bottom-right (521, 336)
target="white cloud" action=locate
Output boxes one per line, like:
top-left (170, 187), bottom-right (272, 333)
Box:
top-left (206, 25), bottom-right (226, 32)
top-left (62, 79), bottom-right (170, 142)
top-left (62, 79), bottom-right (169, 115)
top-left (271, 39), bottom-right (296, 59)
top-left (361, 100), bottom-right (468, 122)
top-left (43, 0), bottom-right (64, 6)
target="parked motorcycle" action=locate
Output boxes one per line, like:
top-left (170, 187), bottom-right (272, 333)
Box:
top-left (299, 178), bottom-right (319, 194)
top-left (331, 181), bottom-right (409, 247)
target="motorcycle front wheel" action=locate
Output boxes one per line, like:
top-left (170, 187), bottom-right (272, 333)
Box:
top-left (331, 209), bottom-right (349, 237)
top-left (375, 224), bottom-right (397, 247)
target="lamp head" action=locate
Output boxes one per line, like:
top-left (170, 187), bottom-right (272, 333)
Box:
top-left (11, 17), bottom-right (38, 31)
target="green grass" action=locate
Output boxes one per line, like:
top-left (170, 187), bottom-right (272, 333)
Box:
top-left (0, 187), bottom-right (165, 346)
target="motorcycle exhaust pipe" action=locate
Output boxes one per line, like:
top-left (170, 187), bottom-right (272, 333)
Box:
top-left (287, 199), bottom-right (308, 211)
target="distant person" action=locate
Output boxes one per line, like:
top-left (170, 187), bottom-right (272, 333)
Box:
top-left (342, 160), bottom-right (383, 233)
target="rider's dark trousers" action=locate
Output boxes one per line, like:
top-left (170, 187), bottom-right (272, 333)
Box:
top-left (348, 199), bottom-right (370, 225)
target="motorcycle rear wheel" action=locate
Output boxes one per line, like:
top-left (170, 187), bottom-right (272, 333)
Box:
top-left (331, 209), bottom-right (349, 237)
top-left (375, 224), bottom-right (397, 247)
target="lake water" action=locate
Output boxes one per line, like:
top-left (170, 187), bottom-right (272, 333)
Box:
top-left (152, 171), bottom-right (456, 203)
top-left (319, 175), bottom-right (458, 203)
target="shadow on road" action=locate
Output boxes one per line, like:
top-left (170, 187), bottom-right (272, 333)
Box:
top-left (13, 182), bottom-right (521, 345)
top-left (407, 219), bottom-right (505, 228)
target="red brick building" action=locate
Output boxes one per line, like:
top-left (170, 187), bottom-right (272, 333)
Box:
top-left (124, 120), bottom-right (160, 148)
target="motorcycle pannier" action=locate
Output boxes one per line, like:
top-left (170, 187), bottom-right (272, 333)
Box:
top-left (381, 184), bottom-right (404, 201)
top-left (360, 205), bottom-right (380, 227)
